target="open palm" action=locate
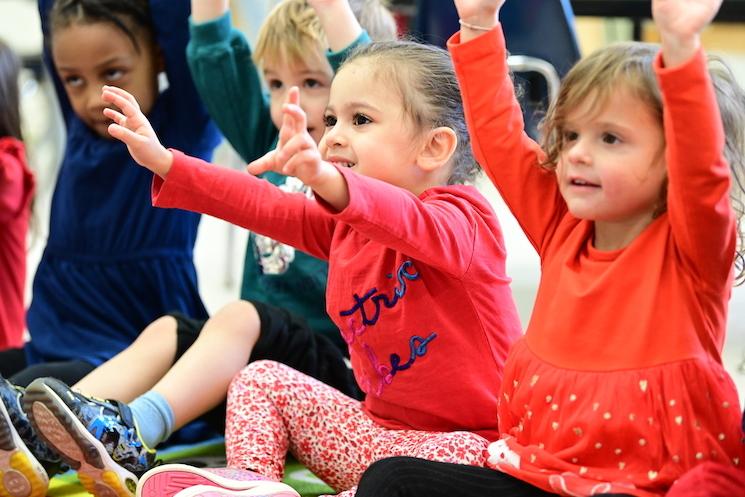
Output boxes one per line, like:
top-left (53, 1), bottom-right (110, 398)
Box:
top-left (653, 0), bottom-right (722, 38)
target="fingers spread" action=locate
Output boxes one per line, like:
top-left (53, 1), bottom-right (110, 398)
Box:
top-left (282, 148), bottom-right (321, 177)
top-left (103, 108), bottom-right (126, 126)
top-left (246, 150), bottom-right (278, 175)
top-left (107, 123), bottom-right (144, 143)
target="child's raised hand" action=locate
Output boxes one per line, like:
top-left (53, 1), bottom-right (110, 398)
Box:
top-left (247, 87), bottom-right (327, 186)
top-left (653, 0), bottom-right (722, 66)
top-left (306, 0), bottom-right (361, 52)
top-left (103, 86), bottom-right (173, 177)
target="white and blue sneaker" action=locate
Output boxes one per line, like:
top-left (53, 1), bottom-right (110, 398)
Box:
top-left (23, 377), bottom-right (156, 497)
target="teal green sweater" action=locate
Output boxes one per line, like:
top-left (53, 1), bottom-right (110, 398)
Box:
top-left (187, 12), bottom-right (369, 349)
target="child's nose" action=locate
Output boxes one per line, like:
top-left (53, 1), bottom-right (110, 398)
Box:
top-left (567, 140), bottom-right (591, 165)
top-left (324, 124), bottom-right (346, 148)
top-left (85, 87), bottom-right (106, 112)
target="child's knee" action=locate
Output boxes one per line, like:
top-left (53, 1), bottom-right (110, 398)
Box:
top-left (203, 300), bottom-right (261, 341)
top-left (229, 359), bottom-right (283, 390)
top-left (418, 431), bottom-right (489, 465)
top-left (136, 315), bottom-right (178, 344)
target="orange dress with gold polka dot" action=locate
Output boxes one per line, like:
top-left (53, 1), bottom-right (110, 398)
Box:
top-left (450, 26), bottom-right (745, 497)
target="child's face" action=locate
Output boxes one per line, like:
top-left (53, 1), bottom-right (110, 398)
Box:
top-left (318, 62), bottom-right (424, 193)
top-left (264, 55), bottom-right (333, 145)
top-left (555, 86), bottom-right (667, 227)
top-left (52, 21), bottom-right (161, 139)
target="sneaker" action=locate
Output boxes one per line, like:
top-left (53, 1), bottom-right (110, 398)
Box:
top-left (0, 375), bottom-right (50, 497)
top-left (136, 464), bottom-right (299, 497)
top-left (22, 377), bottom-right (156, 497)
top-left (173, 485), bottom-right (299, 497)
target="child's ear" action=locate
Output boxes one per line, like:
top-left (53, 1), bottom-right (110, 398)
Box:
top-left (416, 126), bottom-right (458, 173)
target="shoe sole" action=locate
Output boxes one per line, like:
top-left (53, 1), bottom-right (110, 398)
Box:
top-left (22, 381), bottom-right (137, 497)
top-left (0, 399), bottom-right (48, 497)
top-left (136, 464), bottom-right (299, 497)
top-left (174, 484), bottom-right (300, 497)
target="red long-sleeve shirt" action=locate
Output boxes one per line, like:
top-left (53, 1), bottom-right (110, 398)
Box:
top-left (450, 26), bottom-right (744, 496)
top-left (152, 154), bottom-right (522, 439)
top-left (0, 137), bottom-right (34, 349)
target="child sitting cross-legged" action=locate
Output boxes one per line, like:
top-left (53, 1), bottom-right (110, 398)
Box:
top-left (101, 38), bottom-right (523, 497)
top-left (4, 3), bottom-right (395, 497)
top-left (354, 0), bottom-right (745, 495)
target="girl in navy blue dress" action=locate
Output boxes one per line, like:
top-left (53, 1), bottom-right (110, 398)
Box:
top-left (0, 0), bottom-right (220, 386)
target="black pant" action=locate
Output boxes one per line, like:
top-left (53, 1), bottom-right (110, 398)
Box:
top-left (356, 457), bottom-right (635, 497)
top-left (0, 347), bottom-right (95, 387)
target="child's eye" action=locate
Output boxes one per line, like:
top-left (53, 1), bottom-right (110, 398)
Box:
top-left (104, 69), bottom-right (124, 81)
top-left (323, 114), bottom-right (337, 127)
top-left (266, 79), bottom-right (283, 91)
top-left (602, 133), bottom-right (621, 145)
top-left (303, 78), bottom-right (323, 89)
top-left (352, 113), bottom-right (371, 126)
top-left (562, 130), bottom-right (578, 142)
top-left (63, 75), bottom-right (83, 88)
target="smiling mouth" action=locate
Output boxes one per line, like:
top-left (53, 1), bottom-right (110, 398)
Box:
top-left (329, 160), bottom-right (356, 168)
top-left (570, 178), bottom-right (600, 188)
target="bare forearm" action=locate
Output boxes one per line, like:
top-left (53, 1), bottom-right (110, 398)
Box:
top-left (312, 0), bottom-right (362, 51)
top-left (309, 164), bottom-right (350, 212)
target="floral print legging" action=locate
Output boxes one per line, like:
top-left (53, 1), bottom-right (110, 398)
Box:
top-left (225, 360), bottom-right (489, 497)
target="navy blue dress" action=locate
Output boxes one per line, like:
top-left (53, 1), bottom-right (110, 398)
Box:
top-left (26, 0), bottom-right (221, 366)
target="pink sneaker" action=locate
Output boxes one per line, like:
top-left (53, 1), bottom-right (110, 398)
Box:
top-left (173, 484), bottom-right (298, 497)
top-left (135, 464), bottom-right (298, 497)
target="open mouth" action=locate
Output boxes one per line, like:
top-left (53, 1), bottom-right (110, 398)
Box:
top-left (329, 160), bottom-right (356, 168)
top-left (570, 178), bottom-right (600, 188)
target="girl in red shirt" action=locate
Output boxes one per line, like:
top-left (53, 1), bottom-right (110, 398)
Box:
top-left (355, 0), bottom-right (745, 496)
top-left (84, 37), bottom-right (524, 497)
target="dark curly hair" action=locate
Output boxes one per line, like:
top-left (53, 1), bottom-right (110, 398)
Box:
top-left (49, 0), bottom-right (153, 52)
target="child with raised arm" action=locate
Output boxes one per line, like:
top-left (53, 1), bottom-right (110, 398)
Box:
top-left (0, 0), bottom-right (221, 386)
top-left (99, 38), bottom-right (522, 497)
top-left (353, 0), bottom-right (745, 496)
top-left (0, 40), bottom-right (34, 352)
top-left (0, 0), bottom-right (221, 495)
top-left (7, 3), bottom-right (396, 497)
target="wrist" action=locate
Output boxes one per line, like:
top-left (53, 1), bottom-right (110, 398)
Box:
top-left (459, 19), bottom-right (493, 32)
top-left (191, 0), bottom-right (228, 22)
top-left (310, 160), bottom-right (339, 187)
top-left (459, 8), bottom-right (500, 30)
top-left (660, 34), bottom-right (700, 68)
top-left (156, 148), bottom-right (174, 177)
top-left (458, 10), bottom-right (499, 41)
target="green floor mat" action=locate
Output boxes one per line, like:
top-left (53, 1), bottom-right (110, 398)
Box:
top-left (47, 438), bottom-right (334, 497)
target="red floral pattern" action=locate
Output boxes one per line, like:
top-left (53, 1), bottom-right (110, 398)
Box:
top-left (226, 360), bottom-right (488, 493)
